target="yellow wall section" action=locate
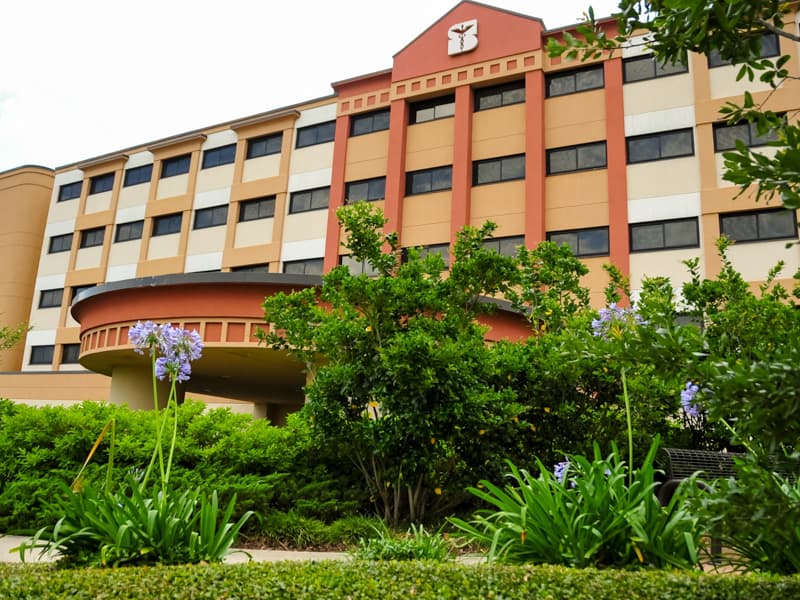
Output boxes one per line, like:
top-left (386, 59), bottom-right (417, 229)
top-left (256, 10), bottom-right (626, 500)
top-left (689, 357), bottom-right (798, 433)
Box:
top-left (85, 191), bottom-right (113, 214)
top-left (544, 90), bottom-right (606, 148)
top-left (243, 155), bottom-right (281, 182)
top-left (623, 75), bottom-right (694, 115)
top-left (147, 234), bottom-right (181, 260)
top-left (472, 103), bottom-right (526, 161)
top-left (187, 227), bottom-right (227, 255)
top-left (728, 240), bottom-right (800, 282)
top-left (118, 184), bottom-right (150, 209)
top-left (289, 144), bottom-right (335, 175)
top-left (235, 219), bottom-right (274, 247)
top-left (74, 246), bottom-right (104, 270)
top-left (405, 119), bottom-right (454, 171)
top-left (157, 174), bottom-right (189, 200)
top-left (37, 252), bottom-right (71, 277)
top-left (709, 65), bottom-right (774, 99)
top-left (344, 130), bottom-right (389, 181)
top-left (282, 211), bottom-right (328, 242)
top-left (196, 164), bottom-right (235, 193)
top-left (401, 192), bottom-right (451, 246)
top-left (470, 180), bottom-right (525, 235)
top-left (627, 157), bottom-right (700, 200)
top-left (49, 200), bottom-right (80, 223)
top-left (629, 248), bottom-right (702, 292)
top-left (545, 170), bottom-right (608, 230)
top-left (107, 240), bottom-right (142, 266)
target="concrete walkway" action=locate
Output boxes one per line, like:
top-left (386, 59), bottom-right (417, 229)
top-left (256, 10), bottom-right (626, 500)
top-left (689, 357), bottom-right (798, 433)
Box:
top-left (0, 535), bottom-right (349, 564)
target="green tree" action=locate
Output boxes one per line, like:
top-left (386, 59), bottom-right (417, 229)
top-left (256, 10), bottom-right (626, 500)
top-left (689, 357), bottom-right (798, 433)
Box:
top-left (0, 320), bottom-right (29, 352)
top-left (260, 203), bottom-right (525, 526)
top-left (547, 0), bottom-right (800, 209)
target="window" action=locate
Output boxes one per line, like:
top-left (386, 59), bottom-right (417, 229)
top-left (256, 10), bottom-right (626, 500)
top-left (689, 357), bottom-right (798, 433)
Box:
top-left (201, 144), bottom-right (237, 169)
top-left (61, 343), bottom-right (81, 364)
top-left (39, 288), bottom-right (63, 308)
top-left (29, 345), bottom-right (54, 365)
top-left (58, 181), bottom-right (82, 202)
top-left (160, 154), bottom-right (191, 178)
top-left (473, 155), bottom-right (525, 185)
top-left (482, 235), bottom-right (525, 257)
top-left (80, 227), bottom-right (105, 249)
top-left (345, 177), bottom-right (386, 203)
top-left (340, 254), bottom-right (380, 276)
top-left (713, 120), bottom-right (780, 152)
top-left (246, 133), bottom-right (283, 159)
top-left (283, 258), bottom-right (324, 275)
top-left (405, 166), bottom-right (452, 195)
top-left (548, 227), bottom-right (609, 257)
top-left (630, 217), bottom-right (699, 252)
top-left (720, 208), bottom-right (797, 243)
top-left (475, 80), bottom-right (525, 111)
top-left (350, 109), bottom-right (390, 136)
top-left (48, 233), bottom-right (73, 254)
top-left (115, 220), bottom-right (144, 242)
top-left (626, 128), bottom-right (694, 164)
top-left (402, 243), bottom-right (450, 268)
top-left (546, 65), bottom-right (604, 97)
top-left (547, 142), bottom-right (607, 175)
top-left (123, 164), bottom-right (153, 187)
top-left (71, 285), bottom-right (94, 303)
top-left (296, 121), bottom-right (336, 148)
top-left (288, 187), bottom-right (330, 214)
top-left (89, 173), bottom-right (115, 194)
top-left (708, 32), bottom-right (779, 67)
top-left (232, 263), bottom-right (269, 272)
top-left (152, 213), bottom-right (183, 236)
top-left (239, 197), bottom-right (276, 221)
top-left (409, 95), bottom-right (455, 124)
top-left (193, 205), bottom-right (228, 229)
top-left (623, 54), bottom-right (688, 83)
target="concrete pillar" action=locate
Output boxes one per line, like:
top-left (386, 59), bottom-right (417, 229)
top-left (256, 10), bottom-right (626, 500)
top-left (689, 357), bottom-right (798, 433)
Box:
top-left (109, 365), bottom-right (185, 410)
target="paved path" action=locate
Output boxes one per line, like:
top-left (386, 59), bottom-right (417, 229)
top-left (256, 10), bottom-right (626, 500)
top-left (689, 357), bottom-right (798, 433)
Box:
top-left (0, 535), bottom-right (349, 564)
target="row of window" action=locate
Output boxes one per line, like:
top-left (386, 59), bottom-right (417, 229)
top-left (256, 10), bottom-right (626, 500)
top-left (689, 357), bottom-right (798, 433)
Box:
top-left (29, 343), bottom-right (81, 365)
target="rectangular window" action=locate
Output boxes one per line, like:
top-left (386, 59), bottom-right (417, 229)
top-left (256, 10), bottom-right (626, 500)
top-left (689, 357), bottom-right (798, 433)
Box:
top-left (48, 233), bottom-right (73, 254)
top-left (345, 177), bottom-right (386, 203)
top-left (283, 258), bottom-right (324, 275)
top-left (340, 254), bottom-right (380, 276)
top-left (152, 213), bottom-right (183, 236)
top-left (39, 288), bottom-right (64, 308)
top-left (89, 173), bottom-right (115, 195)
top-left (708, 32), bottom-right (779, 67)
top-left (713, 120), bottom-right (780, 152)
top-left (482, 235), bottom-right (525, 257)
top-left (80, 227), bottom-right (105, 249)
top-left (548, 226), bottom-right (609, 257)
top-left (350, 109), bottom-right (390, 136)
top-left (288, 187), bottom-right (330, 214)
top-left (623, 54), bottom-right (688, 83)
top-left (72, 285), bottom-right (94, 303)
top-left (29, 345), bottom-right (54, 365)
top-left (114, 220), bottom-right (144, 243)
top-left (473, 154), bottom-right (525, 185)
top-left (201, 144), bottom-right (237, 169)
top-left (231, 263), bottom-right (269, 272)
top-left (57, 181), bottom-right (82, 202)
top-left (720, 208), bottom-right (797, 243)
top-left (193, 205), bottom-right (229, 229)
top-left (160, 154), bottom-right (191, 178)
top-left (61, 343), bottom-right (81, 364)
top-left (547, 141), bottom-right (607, 175)
top-left (246, 133), bottom-right (283, 159)
top-left (239, 196), bottom-right (276, 221)
top-left (546, 65), bottom-right (604, 97)
top-left (402, 243), bottom-right (450, 268)
top-left (626, 128), bottom-right (694, 164)
top-left (405, 166), bottom-right (453, 195)
top-left (123, 164), bottom-right (153, 187)
top-left (474, 80), bottom-right (525, 111)
top-left (630, 217), bottom-right (700, 252)
top-left (296, 121), bottom-right (336, 148)
top-left (409, 95), bottom-right (455, 124)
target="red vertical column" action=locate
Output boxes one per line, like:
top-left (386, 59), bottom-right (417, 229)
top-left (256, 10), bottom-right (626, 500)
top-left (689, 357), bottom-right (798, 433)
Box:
top-left (450, 85), bottom-right (473, 246)
top-left (524, 69), bottom-right (546, 247)
top-left (383, 99), bottom-right (409, 243)
top-left (323, 113), bottom-right (350, 273)
top-left (604, 58), bottom-right (630, 279)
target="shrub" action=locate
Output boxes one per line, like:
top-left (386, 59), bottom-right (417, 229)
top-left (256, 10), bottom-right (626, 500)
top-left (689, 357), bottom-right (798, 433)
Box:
top-left (352, 522), bottom-right (453, 561)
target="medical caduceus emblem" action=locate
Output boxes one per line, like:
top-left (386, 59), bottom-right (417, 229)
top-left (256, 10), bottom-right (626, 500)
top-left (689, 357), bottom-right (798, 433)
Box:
top-left (447, 19), bottom-right (478, 55)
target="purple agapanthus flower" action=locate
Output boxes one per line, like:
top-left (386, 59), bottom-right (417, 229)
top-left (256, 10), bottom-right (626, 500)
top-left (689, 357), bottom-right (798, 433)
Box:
top-left (591, 303), bottom-right (646, 339)
top-left (129, 321), bottom-right (203, 382)
top-left (553, 460), bottom-right (570, 484)
top-left (680, 381), bottom-right (701, 418)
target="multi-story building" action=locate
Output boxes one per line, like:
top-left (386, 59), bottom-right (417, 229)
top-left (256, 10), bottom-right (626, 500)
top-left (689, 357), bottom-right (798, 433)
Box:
top-left (1, 1), bottom-right (798, 420)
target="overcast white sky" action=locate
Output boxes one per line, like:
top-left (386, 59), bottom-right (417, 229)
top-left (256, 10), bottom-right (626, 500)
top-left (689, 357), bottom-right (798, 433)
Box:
top-left (0, 0), bottom-right (619, 173)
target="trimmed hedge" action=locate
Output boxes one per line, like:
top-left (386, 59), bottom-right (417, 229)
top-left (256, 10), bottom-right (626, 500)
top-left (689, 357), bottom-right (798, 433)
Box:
top-left (1, 561), bottom-right (799, 599)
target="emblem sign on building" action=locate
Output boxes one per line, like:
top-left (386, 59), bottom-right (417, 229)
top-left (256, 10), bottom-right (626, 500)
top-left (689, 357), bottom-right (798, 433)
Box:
top-left (447, 19), bottom-right (478, 55)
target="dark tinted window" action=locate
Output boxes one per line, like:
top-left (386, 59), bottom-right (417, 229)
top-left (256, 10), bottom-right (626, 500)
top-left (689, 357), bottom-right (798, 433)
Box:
top-left (289, 187), bottom-right (330, 213)
top-left (115, 220), bottom-right (144, 242)
top-left (350, 109), bottom-right (390, 136)
top-left (410, 95), bottom-right (455, 124)
top-left (58, 181), bottom-right (82, 202)
top-left (123, 164), bottom-right (153, 187)
top-left (89, 173), bottom-right (115, 194)
top-left (49, 233), bottom-right (74, 253)
top-left (296, 121), bottom-right (336, 148)
top-left (193, 205), bottom-right (228, 229)
top-left (201, 144), bottom-right (236, 169)
top-left (80, 227), bottom-right (105, 248)
top-left (548, 227), bottom-right (609, 257)
top-left (239, 197), bottom-right (276, 221)
top-left (546, 65), bottom-right (604, 97)
top-left (246, 133), bottom-right (283, 159)
top-left (161, 154), bottom-right (191, 178)
top-left (405, 166), bottom-right (453, 195)
top-left (345, 177), bottom-right (386, 203)
top-left (152, 213), bottom-right (183, 236)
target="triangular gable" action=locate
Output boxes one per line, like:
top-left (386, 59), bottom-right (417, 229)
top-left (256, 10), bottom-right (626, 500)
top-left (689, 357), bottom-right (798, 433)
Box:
top-left (393, 0), bottom-right (544, 82)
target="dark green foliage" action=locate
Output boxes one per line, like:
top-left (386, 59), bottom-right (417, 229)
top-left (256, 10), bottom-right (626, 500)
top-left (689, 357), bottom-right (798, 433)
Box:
top-left (2, 561), bottom-right (799, 600)
top-left (352, 522), bottom-right (453, 561)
